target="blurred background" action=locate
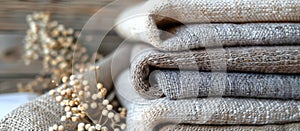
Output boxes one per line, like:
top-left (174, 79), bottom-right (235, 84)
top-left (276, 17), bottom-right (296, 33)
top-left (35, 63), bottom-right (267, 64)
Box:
top-left (0, 0), bottom-right (140, 118)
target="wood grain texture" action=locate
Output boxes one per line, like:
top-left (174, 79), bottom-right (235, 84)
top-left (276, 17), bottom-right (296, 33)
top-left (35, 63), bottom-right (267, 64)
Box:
top-left (0, 0), bottom-right (143, 33)
top-left (0, 0), bottom-right (143, 92)
top-left (0, 0), bottom-right (111, 32)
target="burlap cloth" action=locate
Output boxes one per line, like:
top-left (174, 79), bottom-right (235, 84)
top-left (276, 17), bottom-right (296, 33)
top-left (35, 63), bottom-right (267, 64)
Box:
top-left (0, 93), bottom-right (77, 130)
top-left (115, 0), bottom-right (300, 51)
top-left (116, 70), bottom-right (300, 130)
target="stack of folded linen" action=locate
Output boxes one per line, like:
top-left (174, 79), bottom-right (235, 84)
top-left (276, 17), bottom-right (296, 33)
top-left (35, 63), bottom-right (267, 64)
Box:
top-left (1, 0), bottom-right (300, 130)
top-left (114, 0), bottom-right (300, 130)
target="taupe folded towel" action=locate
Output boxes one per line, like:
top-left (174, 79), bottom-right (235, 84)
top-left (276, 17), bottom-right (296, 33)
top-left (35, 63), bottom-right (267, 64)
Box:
top-left (116, 70), bottom-right (300, 130)
top-left (115, 0), bottom-right (300, 50)
top-left (131, 46), bottom-right (300, 99)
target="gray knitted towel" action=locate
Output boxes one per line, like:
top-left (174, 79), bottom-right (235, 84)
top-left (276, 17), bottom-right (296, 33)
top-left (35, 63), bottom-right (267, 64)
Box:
top-left (116, 70), bottom-right (300, 130)
top-left (115, 0), bottom-right (300, 50)
top-left (131, 46), bottom-right (300, 99)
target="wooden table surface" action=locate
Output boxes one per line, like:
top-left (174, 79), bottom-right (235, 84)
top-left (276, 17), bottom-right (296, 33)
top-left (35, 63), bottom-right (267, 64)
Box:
top-left (0, 0), bottom-right (142, 93)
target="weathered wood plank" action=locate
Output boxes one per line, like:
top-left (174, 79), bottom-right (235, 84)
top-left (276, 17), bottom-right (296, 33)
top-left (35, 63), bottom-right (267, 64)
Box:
top-left (0, 79), bottom-right (35, 93)
top-left (0, 33), bottom-right (123, 74)
top-left (0, 0), bottom-right (142, 31)
top-left (0, 34), bottom-right (42, 74)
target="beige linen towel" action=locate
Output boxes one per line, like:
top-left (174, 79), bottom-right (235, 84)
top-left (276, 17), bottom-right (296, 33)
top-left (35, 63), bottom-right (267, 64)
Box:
top-left (115, 0), bottom-right (300, 50)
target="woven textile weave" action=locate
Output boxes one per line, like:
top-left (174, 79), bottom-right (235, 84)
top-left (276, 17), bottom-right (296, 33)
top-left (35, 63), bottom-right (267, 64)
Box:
top-left (118, 23), bottom-right (300, 51)
top-left (115, 0), bottom-right (300, 50)
top-left (0, 93), bottom-right (77, 130)
top-left (159, 23), bottom-right (300, 51)
top-left (153, 70), bottom-right (300, 100)
top-left (131, 46), bottom-right (300, 99)
top-left (116, 70), bottom-right (300, 130)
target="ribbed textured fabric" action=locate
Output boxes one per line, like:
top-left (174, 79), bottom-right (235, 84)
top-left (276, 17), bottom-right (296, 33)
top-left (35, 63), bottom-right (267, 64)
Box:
top-left (153, 70), bottom-right (300, 100)
top-left (115, 0), bottom-right (300, 50)
top-left (131, 46), bottom-right (300, 99)
top-left (116, 70), bottom-right (300, 130)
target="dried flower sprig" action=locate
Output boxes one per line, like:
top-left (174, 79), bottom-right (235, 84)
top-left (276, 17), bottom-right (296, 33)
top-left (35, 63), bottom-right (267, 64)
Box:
top-left (20, 12), bottom-right (127, 131)
top-left (49, 66), bottom-right (126, 131)
top-left (18, 12), bottom-right (91, 94)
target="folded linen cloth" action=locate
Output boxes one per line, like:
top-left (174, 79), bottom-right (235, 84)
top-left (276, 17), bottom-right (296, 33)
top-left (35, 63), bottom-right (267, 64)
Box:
top-left (131, 46), bottom-right (300, 99)
top-left (115, 0), bottom-right (300, 50)
top-left (116, 70), bottom-right (300, 130)
top-left (158, 23), bottom-right (300, 51)
top-left (118, 23), bottom-right (300, 51)
top-left (153, 71), bottom-right (300, 100)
